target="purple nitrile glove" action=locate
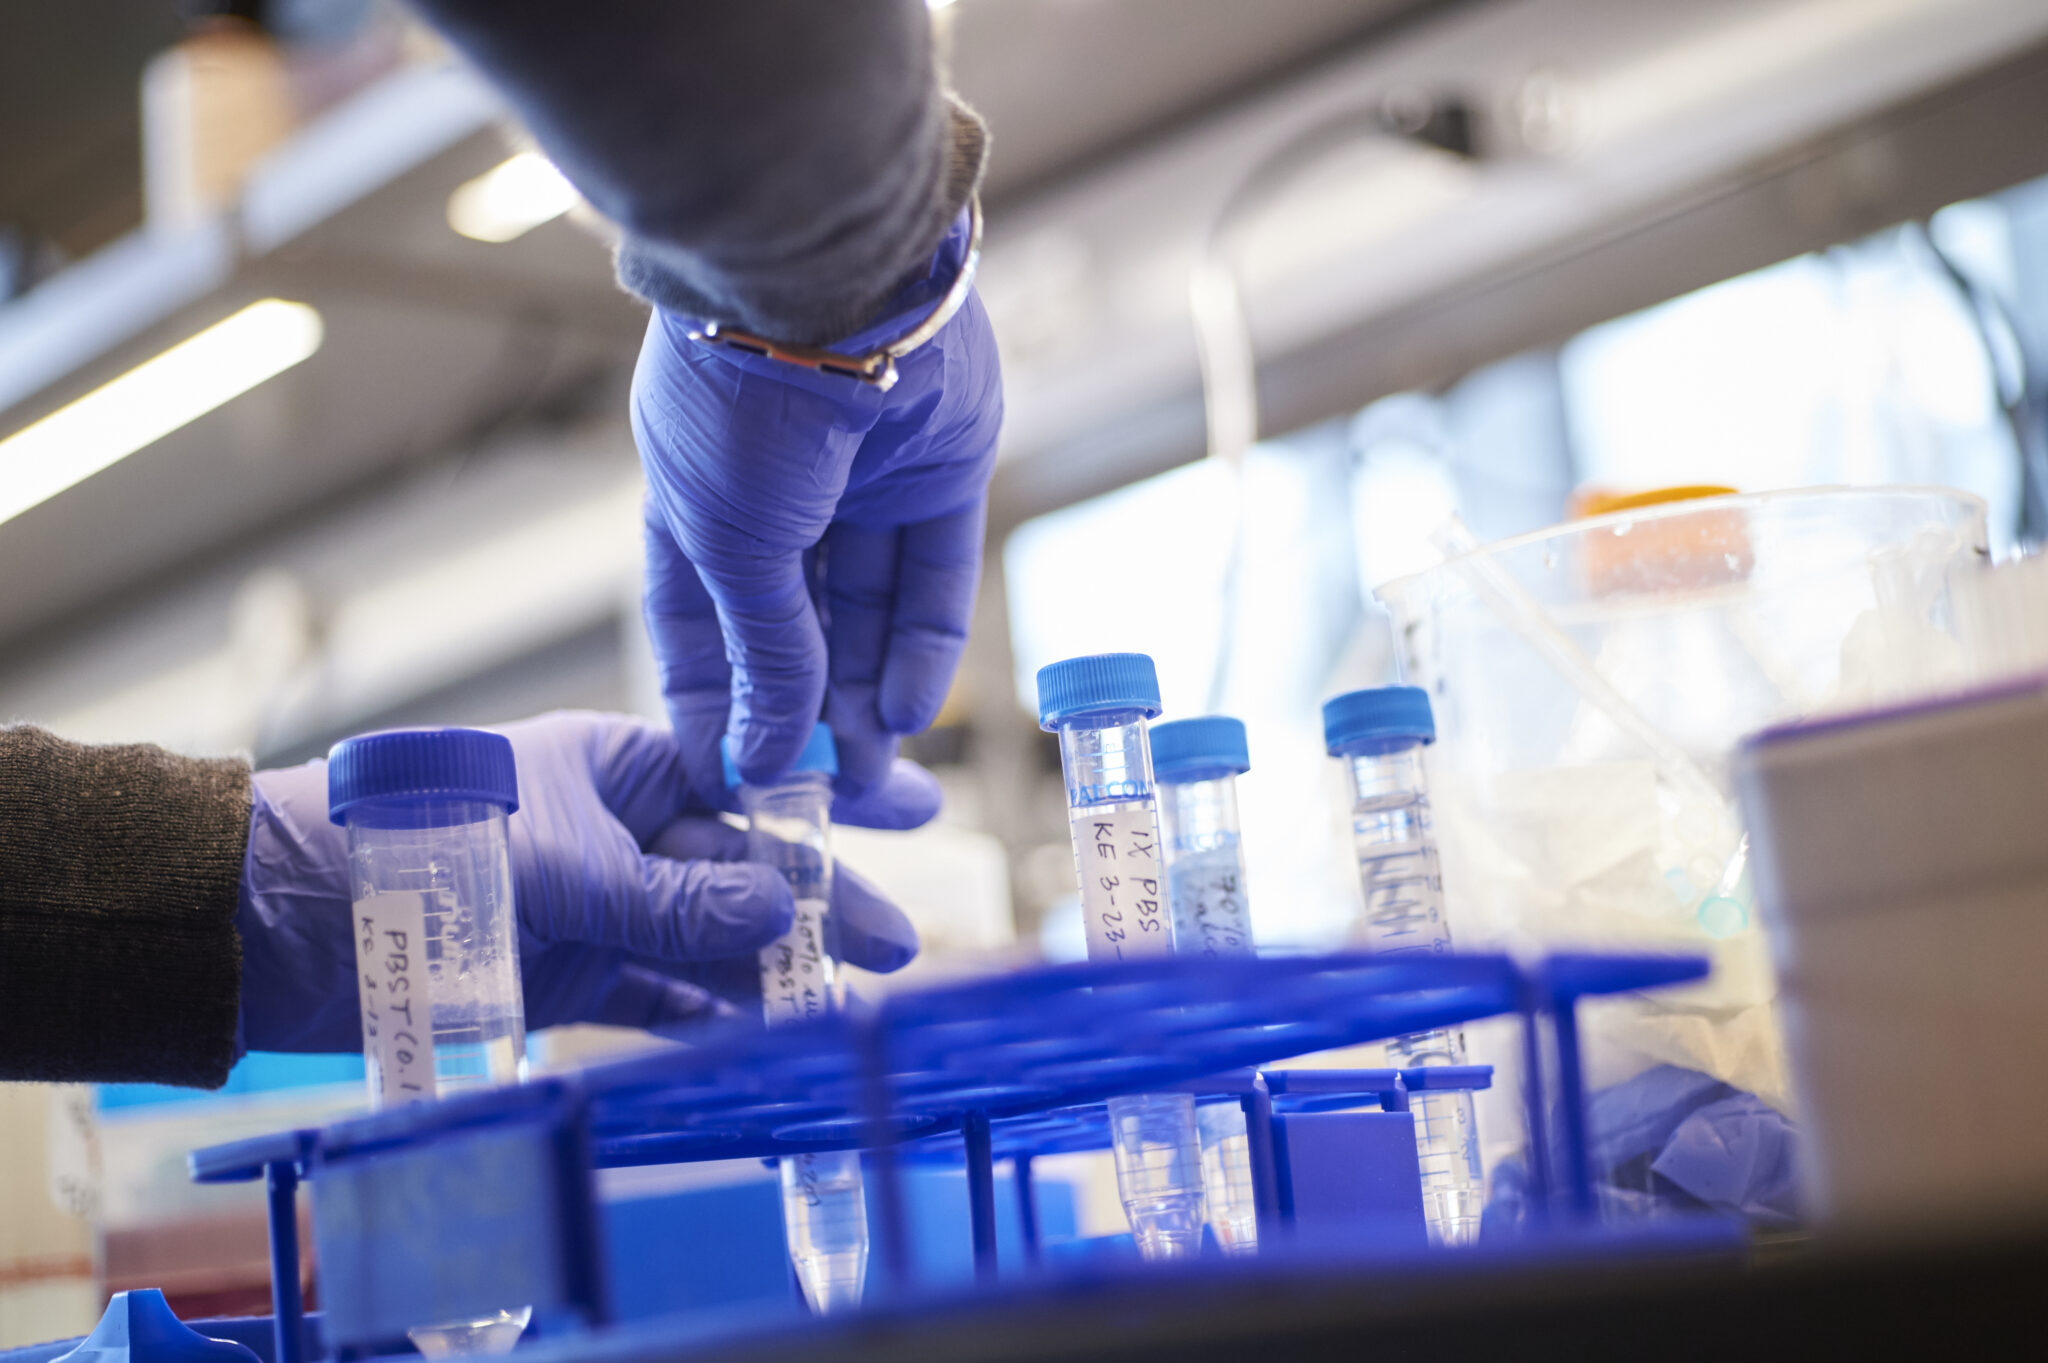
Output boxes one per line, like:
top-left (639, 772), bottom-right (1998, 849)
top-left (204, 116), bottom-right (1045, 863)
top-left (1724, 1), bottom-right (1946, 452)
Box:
top-left (235, 711), bottom-right (919, 1054)
top-left (633, 210), bottom-right (1003, 806)
top-left (1652, 1092), bottom-right (1801, 1226)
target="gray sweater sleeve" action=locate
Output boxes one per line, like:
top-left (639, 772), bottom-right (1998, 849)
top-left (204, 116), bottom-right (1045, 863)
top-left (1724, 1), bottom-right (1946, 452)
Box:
top-left (0, 727), bottom-right (248, 1087)
top-left (407, 0), bottom-right (988, 346)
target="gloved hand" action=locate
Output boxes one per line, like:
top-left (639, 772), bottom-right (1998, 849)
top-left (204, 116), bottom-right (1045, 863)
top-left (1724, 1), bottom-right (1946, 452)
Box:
top-left (633, 210), bottom-right (1003, 803)
top-left (236, 711), bottom-right (920, 1053)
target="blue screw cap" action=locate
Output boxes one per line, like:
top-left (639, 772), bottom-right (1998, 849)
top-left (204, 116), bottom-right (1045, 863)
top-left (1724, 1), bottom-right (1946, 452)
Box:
top-left (722, 722), bottom-right (839, 790)
top-left (1322, 686), bottom-right (1436, 756)
top-left (328, 728), bottom-right (518, 825)
top-left (1150, 715), bottom-right (1251, 782)
top-left (52, 1290), bottom-right (260, 1363)
top-left (1036, 652), bottom-right (1162, 729)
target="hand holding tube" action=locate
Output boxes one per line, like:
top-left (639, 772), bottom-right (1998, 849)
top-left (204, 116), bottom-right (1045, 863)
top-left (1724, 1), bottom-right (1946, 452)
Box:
top-left (633, 212), bottom-right (1003, 801)
top-left (238, 711), bottom-right (919, 1053)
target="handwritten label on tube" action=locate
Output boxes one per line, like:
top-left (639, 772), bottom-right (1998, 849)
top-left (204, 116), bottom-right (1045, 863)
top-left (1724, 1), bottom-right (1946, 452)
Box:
top-left (760, 897), bottom-right (832, 1028)
top-left (1071, 805), bottom-right (1173, 963)
top-left (1355, 836), bottom-right (1452, 955)
top-left (1169, 846), bottom-right (1255, 959)
top-left (352, 891), bottom-right (436, 1106)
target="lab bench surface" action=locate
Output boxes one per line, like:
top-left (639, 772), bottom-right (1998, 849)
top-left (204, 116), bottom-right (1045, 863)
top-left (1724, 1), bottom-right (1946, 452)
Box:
top-left (501, 1225), bottom-right (2040, 1363)
top-left (9, 1222), bottom-right (2029, 1363)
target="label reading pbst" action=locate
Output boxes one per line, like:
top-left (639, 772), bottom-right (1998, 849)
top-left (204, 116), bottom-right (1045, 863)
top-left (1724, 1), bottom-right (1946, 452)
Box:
top-left (1071, 805), bottom-right (1173, 963)
top-left (351, 890), bottom-right (437, 1106)
top-left (760, 897), bottom-right (831, 1027)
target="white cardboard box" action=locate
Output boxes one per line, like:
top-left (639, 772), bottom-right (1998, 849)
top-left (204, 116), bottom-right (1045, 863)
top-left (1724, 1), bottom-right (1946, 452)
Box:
top-left (1733, 675), bottom-right (2048, 1232)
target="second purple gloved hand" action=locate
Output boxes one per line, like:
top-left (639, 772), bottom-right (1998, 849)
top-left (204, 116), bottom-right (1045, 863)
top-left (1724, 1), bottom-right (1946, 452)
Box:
top-left (633, 211), bottom-right (1003, 804)
top-left (236, 711), bottom-right (920, 1053)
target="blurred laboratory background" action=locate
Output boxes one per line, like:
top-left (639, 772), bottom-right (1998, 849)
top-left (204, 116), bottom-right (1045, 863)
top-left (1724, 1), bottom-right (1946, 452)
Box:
top-left (7, 0), bottom-right (2048, 1344)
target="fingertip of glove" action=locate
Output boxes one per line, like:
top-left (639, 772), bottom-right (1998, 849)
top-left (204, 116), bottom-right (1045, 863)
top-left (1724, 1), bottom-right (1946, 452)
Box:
top-left (877, 690), bottom-right (945, 740)
top-left (863, 933), bottom-right (919, 975)
top-left (649, 991), bottom-right (745, 1039)
top-left (831, 867), bottom-right (921, 974)
top-left (832, 759), bottom-right (942, 830)
top-left (703, 995), bottom-right (746, 1026)
top-left (825, 726), bottom-right (897, 794)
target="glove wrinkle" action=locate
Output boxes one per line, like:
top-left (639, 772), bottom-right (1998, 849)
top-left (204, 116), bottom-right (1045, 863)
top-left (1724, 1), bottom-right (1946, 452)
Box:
top-left (643, 858), bottom-right (794, 961)
top-left (589, 712), bottom-right (695, 846)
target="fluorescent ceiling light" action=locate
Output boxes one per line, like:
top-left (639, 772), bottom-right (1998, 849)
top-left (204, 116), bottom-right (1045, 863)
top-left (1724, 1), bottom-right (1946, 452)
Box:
top-left (0, 298), bottom-right (322, 529)
top-left (447, 153), bottom-right (579, 243)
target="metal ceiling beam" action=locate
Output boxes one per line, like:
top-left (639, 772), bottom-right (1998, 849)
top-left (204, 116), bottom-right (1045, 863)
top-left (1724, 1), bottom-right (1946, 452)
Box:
top-left (961, 0), bottom-right (1472, 210)
top-left (983, 0), bottom-right (2048, 531)
top-left (1259, 36), bottom-right (2048, 486)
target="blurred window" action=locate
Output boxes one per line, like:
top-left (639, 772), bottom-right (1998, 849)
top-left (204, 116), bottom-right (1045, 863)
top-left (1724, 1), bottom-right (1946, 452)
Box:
top-left (1561, 211), bottom-right (2024, 552)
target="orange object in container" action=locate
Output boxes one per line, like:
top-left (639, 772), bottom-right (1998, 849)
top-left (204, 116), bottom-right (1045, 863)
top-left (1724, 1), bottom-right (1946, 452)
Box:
top-left (1567, 485), bottom-right (1750, 596)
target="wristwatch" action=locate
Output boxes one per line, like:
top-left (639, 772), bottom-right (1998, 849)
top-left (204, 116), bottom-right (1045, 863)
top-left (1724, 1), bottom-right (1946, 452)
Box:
top-left (684, 197), bottom-right (982, 394)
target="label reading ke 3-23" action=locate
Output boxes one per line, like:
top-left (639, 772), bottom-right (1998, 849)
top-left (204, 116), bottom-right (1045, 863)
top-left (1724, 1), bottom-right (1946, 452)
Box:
top-left (352, 890), bottom-right (437, 1105)
top-left (1072, 805), bottom-right (1173, 963)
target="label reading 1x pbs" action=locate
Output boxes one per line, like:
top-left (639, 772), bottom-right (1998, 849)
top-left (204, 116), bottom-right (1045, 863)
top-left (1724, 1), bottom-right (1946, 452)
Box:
top-left (1072, 805), bottom-right (1173, 963)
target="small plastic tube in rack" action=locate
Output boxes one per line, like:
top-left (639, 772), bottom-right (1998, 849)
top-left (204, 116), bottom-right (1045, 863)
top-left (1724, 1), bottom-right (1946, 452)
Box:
top-left (327, 727), bottom-right (533, 1354)
top-left (1322, 687), bottom-right (1485, 1247)
top-left (728, 724), bottom-right (869, 1314)
top-left (1037, 653), bottom-right (1206, 1261)
top-left (1151, 715), bottom-right (1260, 1255)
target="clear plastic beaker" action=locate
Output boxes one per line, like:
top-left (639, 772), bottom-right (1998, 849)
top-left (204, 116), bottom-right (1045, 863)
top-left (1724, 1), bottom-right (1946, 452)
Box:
top-left (1375, 485), bottom-right (1986, 1224)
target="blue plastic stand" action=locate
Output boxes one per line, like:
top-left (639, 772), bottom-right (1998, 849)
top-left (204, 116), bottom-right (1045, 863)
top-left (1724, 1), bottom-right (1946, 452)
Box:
top-left (52, 1292), bottom-right (261, 1363)
top-left (1273, 1112), bottom-right (1428, 1249)
top-left (934, 1066), bottom-right (1490, 1271)
top-left (961, 1113), bottom-right (999, 1281)
top-left (310, 1090), bottom-right (607, 1358)
top-left (1013, 1155), bottom-right (1042, 1265)
top-left (171, 950), bottom-right (1706, 1360)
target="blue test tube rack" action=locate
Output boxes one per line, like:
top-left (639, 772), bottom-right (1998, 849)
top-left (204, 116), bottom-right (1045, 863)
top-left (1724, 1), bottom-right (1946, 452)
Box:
top-left (901, 1064), bottom-right (1495, 1273)
top-left (176, 950), bottom-right (1704, 1363)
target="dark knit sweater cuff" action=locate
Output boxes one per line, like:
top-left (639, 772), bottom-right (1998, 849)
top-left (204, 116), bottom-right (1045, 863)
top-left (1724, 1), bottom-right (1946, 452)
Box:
top-left (615, 94), bottom-right (989, 347)
top-left (0, 727), bottom-right (249, 1087)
